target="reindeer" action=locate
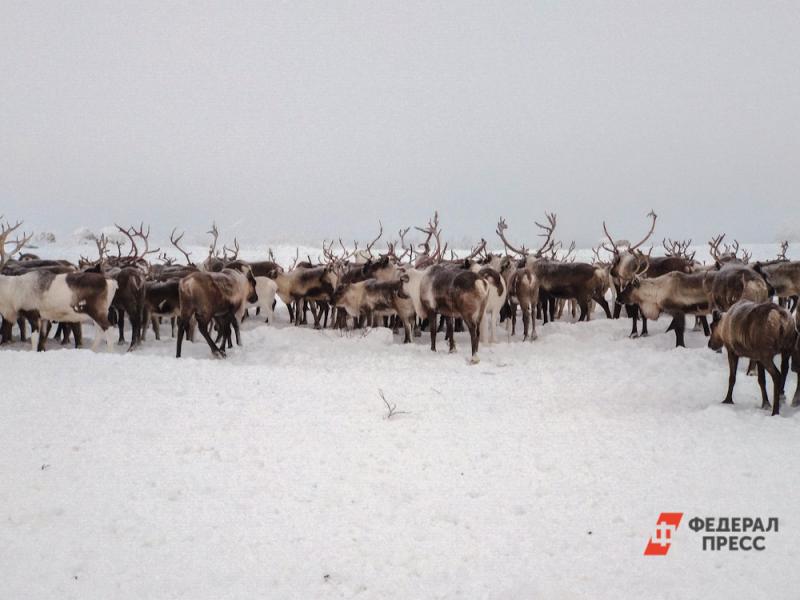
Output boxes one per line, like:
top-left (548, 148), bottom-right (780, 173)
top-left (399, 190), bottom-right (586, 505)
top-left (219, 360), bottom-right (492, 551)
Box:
top-left (704, 237), bottom-right (772, 314)
top-left (400, 264), bottom-right (488, 362)
top-left (708, 300), bottom-right (799, 415)
top-left (602, 211), bottom-right (694, 336)
top-left (0, 219), bottom-right (118, 352)
top-left (176, 266), bottom-right (258, 358)
top-left (757, 242), bottom-right (799, 313)
top-left (497, 214), bottom-right (612, 323)
top-left (617, 270), bottom-right (712, 347)
top-left (81, 225), bottom-right (152, 351)
top-left (332, 278), bottom-right (416, 342)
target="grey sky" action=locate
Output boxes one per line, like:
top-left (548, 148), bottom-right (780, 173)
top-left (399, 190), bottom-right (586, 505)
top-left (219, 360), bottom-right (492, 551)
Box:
top-left (2, 1), bottom-right (799, 247)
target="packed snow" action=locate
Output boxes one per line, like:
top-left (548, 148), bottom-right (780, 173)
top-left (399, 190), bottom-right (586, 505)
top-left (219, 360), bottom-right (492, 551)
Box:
top-left (2, 239), bottom-right (799, 599)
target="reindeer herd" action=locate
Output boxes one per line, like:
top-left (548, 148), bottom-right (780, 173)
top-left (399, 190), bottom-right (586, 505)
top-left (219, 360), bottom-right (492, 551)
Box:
top-left (2, 211), bottom-right (800, 415)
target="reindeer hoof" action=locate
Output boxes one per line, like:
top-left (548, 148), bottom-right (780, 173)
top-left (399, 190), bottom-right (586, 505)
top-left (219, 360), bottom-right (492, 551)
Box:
top-left (629, 332), bottom-right (639, 339)
top-left (721, 398), bottom-right (733, 404)
top-left (448, 348), bottom-right (457, 354)
top-left (469, 356), bottom-right (480, 365)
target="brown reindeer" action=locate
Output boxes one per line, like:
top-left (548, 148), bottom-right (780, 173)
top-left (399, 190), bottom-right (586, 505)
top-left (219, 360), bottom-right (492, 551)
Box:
top-left (617, 270), bottom-right (712, 347)
top-left (497, 214), bottom-right (612, 322)
top-left (400, 263), bottom-right (489, 363)
top-left (708, 300), bottom-right (798, 415)
top-left (176, 267), bottom-right (257, 357)
top-left (332, 279), bottom-right (416, 342)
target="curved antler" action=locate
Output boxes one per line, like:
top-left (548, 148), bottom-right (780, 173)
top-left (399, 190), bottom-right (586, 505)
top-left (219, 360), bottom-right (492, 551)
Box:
top-left (628, 210), bottom-right (657, 251)
top-left (495, 218), bottom-right (528, 256)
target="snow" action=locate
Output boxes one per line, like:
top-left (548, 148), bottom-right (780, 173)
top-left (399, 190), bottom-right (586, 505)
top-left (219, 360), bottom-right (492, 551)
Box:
top-left (2, 241), bottom-right (800, 598)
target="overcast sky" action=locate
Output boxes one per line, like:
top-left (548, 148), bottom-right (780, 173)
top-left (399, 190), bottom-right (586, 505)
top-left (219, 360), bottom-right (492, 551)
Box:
top-left (2, 1), bottom-right (799, 247)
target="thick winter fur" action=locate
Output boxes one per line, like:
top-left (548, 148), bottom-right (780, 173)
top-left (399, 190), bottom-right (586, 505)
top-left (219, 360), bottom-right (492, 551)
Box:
top-left (473, 264), bottom-right (509, 344)
top-left (708, 300), bottom-right (798, 415)
top-left (507, 267), bottom-right (540, 341)
top-left (533, 260), bottom-right (612, 322)
top-left (401, 264), bottom-right (489, 363)
top-left (143, 280), bottom-right (181, 340)
top-left (332, 278), bottom-right (415, 342)
top-left (274, 265), bottom-right (338, 328)
top-left (176, 268), bottom-right (257, 358)
top-left (703, 263), bottom-right (771, 313)
top-left (253, 276), bottom-right (278, 324)
top-left (618, 271), bottom-right (710, 347)
top-left (0, 271), bottom-right (118, 351)
top-left (610, 252), bottom-right (695, 336)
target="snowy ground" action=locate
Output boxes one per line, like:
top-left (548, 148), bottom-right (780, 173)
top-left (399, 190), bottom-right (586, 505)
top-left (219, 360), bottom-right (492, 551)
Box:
top-left (2, 240), bottom-right (800, 599)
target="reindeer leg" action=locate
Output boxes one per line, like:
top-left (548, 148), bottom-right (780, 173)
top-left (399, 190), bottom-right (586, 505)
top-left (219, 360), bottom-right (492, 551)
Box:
top-left (765, 360), bottom-right (782, 416)
top-left (521, 303), bottom-right (531, 341)
top-left (446, 317), bottom-right (456, 353)
top-left (780, 351), bottom-right (790, 398)
top-left (467, 319), bottom-right (480, 364)
top-left (757, 363), bottom-right (770, 410)
top-left (667, 314), bottom-right (685, 347)
top-left (629, 305), bottom-right (639, 337)
top-left (17, 316), bottom-right (27, 342)
top-left (429, 311), bottom-right (437, 352)
top-left (699, 315), bottom-right (710, 336)
top-left (402, 317), bottom-right (412, 343)
top-left (176, 317), bottom-right (186, 358)
top-left (71, 323), bottom-right (82, 348)
top-left (232, 314), bottom-right (242, 346)
top-left (198, 319), bottom-right (224, 358)
top-left (577, 299), bottom-right (588, 322)
top-left (746, 359), bottom-right (756, 376)
top-left (594, 295), bottom-right (612, 319)
top-left (35, 319), bottom-right (51, 352)
top-left (613, 285), bottom-right (623, 319)
top-left (116, 307), bottom-right (126, 344)
top-left (723, 351), bottom-right (738, 404)
top-left (0, 318), bottom-right (12, 344)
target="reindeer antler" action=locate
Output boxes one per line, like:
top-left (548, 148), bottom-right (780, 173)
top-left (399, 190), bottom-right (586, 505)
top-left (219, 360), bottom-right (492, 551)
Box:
top-left (777, 240), bottom-right (789, 261)
top-left (495, 218), bottom-right (528, 256)
top-left (129, 222), bottom-right (159, 259)
top-left (533, 212), bottom-right (557, 257)
top-left (115, 224), bottom-right (138, 259)
top-left (464, 238), bottom-right (487, 261)
top-left (364, 221), bottom-right (383, 258)
top-left (223, 238), bottom-right (240, 261)
top-left (708, 234), bottom-right (726, 261)
top-left (628, 210), bottom-right (657, 251)
top-left (415, 211), bottom-right (443, 262)
top-left (207, 222), bottom-right (219, 258)
top-left (0, 217), bottom-right (33, 270)
top-left (170, 228), bottom-right (194, 266)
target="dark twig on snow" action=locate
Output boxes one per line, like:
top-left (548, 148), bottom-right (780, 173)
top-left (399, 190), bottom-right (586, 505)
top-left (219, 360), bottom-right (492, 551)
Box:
top-left (379, 389), bottom-right (408, 419)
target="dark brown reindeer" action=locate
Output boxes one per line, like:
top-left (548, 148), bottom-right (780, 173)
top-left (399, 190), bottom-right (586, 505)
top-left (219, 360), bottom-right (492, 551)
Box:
top-left (176, 266), bottom-right (257, 358)
top-left (82, 225), bottom-right (155, 351)
top-left (704, 235), bottom-right (771, 314)
top-left (708, 300), bottom-right (799, 415)
top-left (497, 214), bottom-right (612, 323)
